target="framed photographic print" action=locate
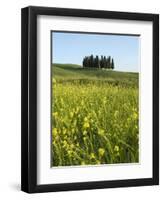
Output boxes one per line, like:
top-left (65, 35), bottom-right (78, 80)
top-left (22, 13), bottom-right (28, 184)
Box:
top-left (21, 6), bottom-right (159, 193)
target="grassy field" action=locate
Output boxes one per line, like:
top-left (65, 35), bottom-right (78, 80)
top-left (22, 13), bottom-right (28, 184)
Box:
top-left (51, 63), bottom-right (139, 166)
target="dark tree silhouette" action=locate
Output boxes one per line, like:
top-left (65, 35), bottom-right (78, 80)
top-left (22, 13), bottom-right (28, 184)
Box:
top-left (82, 55), bottom-right (115, 69)
top-left (107, 56), bottom-right (111, 69)
top-left (111, 58), bottom-right (115, 69)
top-left (100, 56), bottom-right (103, 68)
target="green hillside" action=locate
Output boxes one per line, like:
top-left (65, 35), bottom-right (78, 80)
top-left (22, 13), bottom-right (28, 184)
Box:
top-left (52, 63), bottom-right (138, 87)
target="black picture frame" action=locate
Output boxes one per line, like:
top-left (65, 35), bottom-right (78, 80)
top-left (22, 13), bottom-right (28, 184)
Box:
top-left (21, 6), bottom-right (159, 193)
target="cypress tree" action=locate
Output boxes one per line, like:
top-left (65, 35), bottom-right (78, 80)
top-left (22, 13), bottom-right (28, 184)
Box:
top-left (87, 56), bottom-right (90, 67)
top-left (100, 56), bottom-right (104, 68)
top-left (94, 55), bottom-right (100, 68)
top-left (90, 55), bottom-right (93, 67)
top-left (93, 56), bottom-right (96, 68)
top-left (107, 56), bottom-right (111, 69)
top-left (103, 56), bottom-right (107, 68)
top-left (97, 55), bottom-right (100, 68)
top-left (85, 56), bottom-right (88, 67)
top-left (82, 57), bottom-right (86, 67)
top-left (111, 58), bottom-right (115, 69)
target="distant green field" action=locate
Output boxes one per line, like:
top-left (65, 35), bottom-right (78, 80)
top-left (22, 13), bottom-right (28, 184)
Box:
top-left (51, 63), bottom-right (139, 167)
top-left (52, 63), bottom-right (138, 87)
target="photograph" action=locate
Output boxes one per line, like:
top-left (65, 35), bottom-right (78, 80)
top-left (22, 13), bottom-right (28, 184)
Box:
top-left (51, 31), bottom-right (139, 167)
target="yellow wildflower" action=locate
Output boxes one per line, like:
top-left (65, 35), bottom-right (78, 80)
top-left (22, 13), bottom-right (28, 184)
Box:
top-left (133, 112), bottom-right (138, 120)
top-left (63, 140), bottom-right (67, 147)
top-left (103, 97), bottom-right (107, 104)
top-left (70, 111), bottom-right (74, 118)
top-left (71, 128), bottom-right (75, 134)
top-left (98, 148), bottom-right (105, 157)
top-left (98, 129), bottom-right (105, 136)
top-left (52, 78), bottom-right (56, 84)
top-left (90, 153), bottom-right (95, 159)
top-left (83, 130), bottom-right (87, 135)
top-left (114, 145), bottom-right (119, 152)
top-left (81, 161), bottom-right (85, 165)
top-left (67, 150), bottom-right (72, 156)
top-left (83, 122), bottom-right (90, 129)
top-left (52, 128), bottom-right (57, 136)
top-left (84, 117), bottom-right (88, 122)
top-left (53, 112), bottom-right (58, 118)
top-left (76, 107), bottom-right (79, 113)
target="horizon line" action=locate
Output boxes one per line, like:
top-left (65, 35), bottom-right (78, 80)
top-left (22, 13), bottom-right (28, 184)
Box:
top-left (52, 63), bottom-right (139, 73)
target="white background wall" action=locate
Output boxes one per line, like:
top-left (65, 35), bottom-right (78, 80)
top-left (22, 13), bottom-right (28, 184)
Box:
top-left (0, 0), bottom-right (162, 199)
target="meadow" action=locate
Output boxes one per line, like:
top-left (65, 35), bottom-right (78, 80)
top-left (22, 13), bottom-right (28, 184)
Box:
top-left (51, 64), bottom-right (139, 166)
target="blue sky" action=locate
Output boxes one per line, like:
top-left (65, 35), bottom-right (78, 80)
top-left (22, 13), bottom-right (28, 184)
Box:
top-left (52, 32), bottom-right (140, 72)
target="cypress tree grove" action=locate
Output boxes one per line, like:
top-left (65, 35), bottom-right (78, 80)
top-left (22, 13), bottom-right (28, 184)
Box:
top-left (82, 55), bottom-right (115, 69)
